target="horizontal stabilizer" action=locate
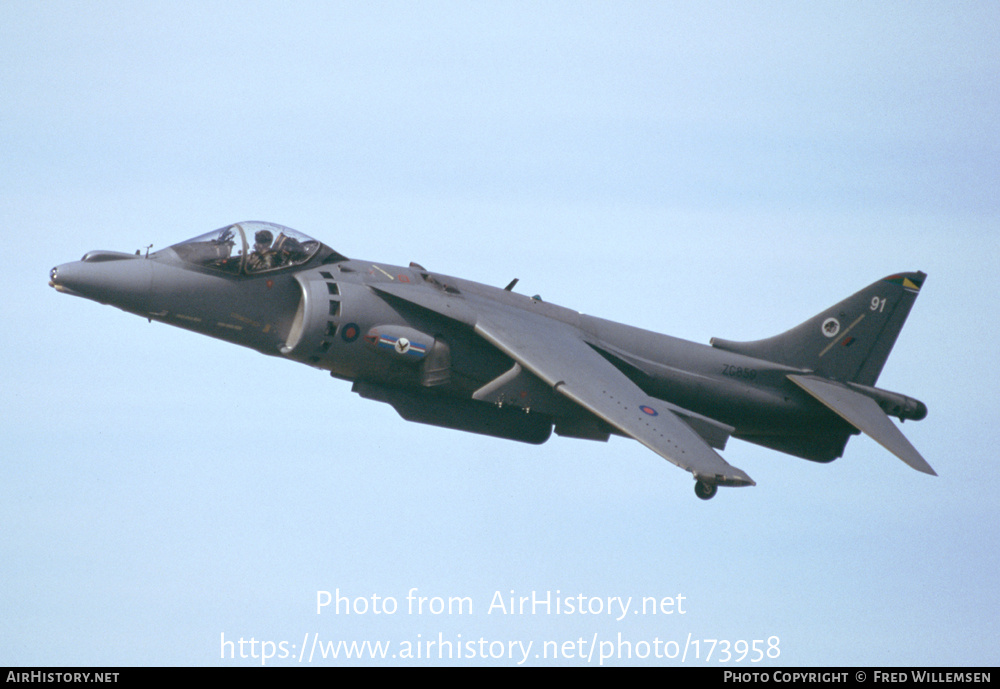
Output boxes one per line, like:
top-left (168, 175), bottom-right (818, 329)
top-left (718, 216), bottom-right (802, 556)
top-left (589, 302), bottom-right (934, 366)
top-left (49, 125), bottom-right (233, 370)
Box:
top-left (788, 375), bottom-right (936, 476)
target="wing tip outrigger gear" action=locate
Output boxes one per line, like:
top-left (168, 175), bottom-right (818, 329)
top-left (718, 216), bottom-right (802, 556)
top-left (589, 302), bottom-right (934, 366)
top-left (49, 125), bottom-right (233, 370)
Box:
top-left (693, 471), bottom-right (756, 500)
top-left (694, 479), bottom-right (718, 500)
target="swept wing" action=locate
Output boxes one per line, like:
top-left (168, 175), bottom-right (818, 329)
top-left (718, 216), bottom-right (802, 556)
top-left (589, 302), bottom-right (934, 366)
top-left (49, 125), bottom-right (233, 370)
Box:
top-left (372, 281), bottom-right (754, 488)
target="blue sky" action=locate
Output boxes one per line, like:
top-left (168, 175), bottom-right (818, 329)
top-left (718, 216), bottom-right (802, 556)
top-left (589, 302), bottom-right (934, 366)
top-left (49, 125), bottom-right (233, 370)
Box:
top-left (2, 1), bottom-right (998, 666)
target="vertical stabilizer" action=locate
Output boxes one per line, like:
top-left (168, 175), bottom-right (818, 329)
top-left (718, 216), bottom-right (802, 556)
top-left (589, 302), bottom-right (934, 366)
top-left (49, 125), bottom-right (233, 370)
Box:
top-left (711, 272), bottom-right (925, 385)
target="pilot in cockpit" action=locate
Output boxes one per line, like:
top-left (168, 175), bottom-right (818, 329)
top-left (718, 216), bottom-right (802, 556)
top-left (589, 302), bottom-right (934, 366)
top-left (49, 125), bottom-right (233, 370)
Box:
top-left (247, 229), bottom-right (276, 271)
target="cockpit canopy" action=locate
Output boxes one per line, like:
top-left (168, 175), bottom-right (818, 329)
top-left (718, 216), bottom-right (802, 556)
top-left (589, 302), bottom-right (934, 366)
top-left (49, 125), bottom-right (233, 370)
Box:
top-left (168, 221), bottom-right (334, 275)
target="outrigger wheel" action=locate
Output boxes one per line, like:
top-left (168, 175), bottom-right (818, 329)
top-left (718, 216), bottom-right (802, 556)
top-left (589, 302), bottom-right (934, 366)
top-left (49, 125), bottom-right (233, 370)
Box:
top-left (694, 479), bottom-right (718, 500)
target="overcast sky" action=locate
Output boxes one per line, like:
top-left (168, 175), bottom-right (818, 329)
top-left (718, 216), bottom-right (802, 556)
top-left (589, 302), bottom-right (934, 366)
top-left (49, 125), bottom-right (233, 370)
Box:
top-left (3, 1), bottom-right (998, 666)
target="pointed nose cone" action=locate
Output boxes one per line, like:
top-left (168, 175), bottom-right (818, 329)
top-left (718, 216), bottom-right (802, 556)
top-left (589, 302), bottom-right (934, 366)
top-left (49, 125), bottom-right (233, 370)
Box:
top-left (50, 252), bottom-right (155, 315)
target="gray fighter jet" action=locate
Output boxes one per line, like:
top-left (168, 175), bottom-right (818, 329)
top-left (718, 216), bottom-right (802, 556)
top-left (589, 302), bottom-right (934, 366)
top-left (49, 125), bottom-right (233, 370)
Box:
top-left (50, 221), bottom-right (933, 499)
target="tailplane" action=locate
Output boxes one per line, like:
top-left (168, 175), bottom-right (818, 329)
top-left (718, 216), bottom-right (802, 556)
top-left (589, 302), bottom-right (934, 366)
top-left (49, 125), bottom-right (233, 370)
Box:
top-left (711, 272), bottom-right (925, 386)
top-left (788, 374), bottom-right (935, 475)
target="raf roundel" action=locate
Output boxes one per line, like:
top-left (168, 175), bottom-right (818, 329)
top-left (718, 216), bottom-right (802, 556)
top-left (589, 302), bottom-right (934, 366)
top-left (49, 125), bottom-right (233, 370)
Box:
top-left (640, 405), bottom-right (659, 417)
top-left (341, 323), bottom-right (360, 343)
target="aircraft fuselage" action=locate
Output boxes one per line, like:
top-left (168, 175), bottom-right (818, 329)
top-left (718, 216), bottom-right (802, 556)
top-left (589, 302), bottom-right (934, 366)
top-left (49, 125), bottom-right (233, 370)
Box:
top-left (50, 221), bottom-right (932, 497)
top-left (52, 247), bottom-right (838, 453)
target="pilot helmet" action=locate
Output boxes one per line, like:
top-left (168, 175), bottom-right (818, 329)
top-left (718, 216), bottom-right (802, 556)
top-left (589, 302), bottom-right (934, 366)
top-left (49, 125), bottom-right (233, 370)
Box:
top-left (255, 230), bottom-right (273, 246)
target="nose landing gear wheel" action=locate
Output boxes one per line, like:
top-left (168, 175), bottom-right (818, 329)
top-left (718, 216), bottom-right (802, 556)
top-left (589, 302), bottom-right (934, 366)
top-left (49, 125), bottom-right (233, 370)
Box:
top-left (694, 480), bottom-right (718, 500)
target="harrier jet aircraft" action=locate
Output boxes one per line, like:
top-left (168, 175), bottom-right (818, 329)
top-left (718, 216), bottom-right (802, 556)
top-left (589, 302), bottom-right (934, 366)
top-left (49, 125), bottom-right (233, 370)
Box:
top-left (49, 221), bottom-right (934, 499)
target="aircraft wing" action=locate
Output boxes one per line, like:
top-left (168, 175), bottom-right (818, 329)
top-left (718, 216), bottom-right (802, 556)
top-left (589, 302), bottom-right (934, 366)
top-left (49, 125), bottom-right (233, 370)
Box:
top-left (474, 307), bottom-right (754, 486)
top-left (371, 282), bottom-right (753, 487)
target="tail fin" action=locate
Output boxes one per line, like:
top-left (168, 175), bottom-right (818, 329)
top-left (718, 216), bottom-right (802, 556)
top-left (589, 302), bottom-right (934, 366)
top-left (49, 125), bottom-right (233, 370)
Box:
top-left (711, 272), bottom-right (926, 385)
